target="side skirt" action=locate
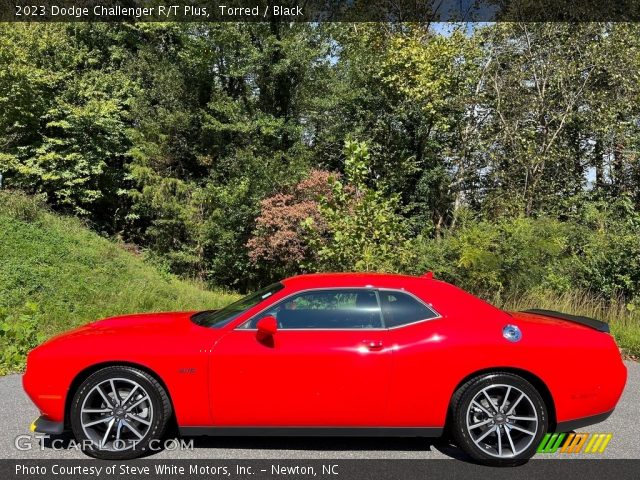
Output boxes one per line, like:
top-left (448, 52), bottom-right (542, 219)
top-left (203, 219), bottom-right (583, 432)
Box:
top-left (179, 427), bottom-right (443, 438)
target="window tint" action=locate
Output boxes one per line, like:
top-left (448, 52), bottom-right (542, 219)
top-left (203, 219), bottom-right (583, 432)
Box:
top-left (244, 289), bottom-right (383, 329)
top-left (379, 291), bottom-right (437, 328)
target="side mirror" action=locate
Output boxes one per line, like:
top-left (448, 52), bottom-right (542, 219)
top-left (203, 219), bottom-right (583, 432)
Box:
top-left (256, 316), bottom-right (278, 336)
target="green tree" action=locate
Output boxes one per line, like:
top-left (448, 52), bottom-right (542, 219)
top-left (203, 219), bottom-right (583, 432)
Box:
top-left (126, 23), bottom-right (329, 289)
top-left (0, 24), bottom-right (138, 229)
top-left (307, 140), bottom-right (411, 272)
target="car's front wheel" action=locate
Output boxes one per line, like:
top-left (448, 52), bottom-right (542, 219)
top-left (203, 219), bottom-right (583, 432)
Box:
top-left (450, 372), bottom-right (548, 466)
top-left (70, 366), bottom-right (172, 459)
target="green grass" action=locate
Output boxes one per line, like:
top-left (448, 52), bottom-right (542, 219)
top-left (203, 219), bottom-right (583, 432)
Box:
top-left (0, 191), bottom-right (238, 374)
top-left (497, 290), bottom-right (640, 359)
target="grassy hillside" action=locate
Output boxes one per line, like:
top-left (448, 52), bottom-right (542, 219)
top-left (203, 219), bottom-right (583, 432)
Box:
top-left (0, 191), bottom-right (238, 374)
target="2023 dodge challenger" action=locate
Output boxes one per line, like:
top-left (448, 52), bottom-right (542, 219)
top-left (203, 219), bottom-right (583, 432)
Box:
top-left (23, 273), bottom-right (626, 464)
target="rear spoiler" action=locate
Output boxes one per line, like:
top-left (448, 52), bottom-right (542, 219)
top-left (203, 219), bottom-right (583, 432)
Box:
top-left (521, 309), bottom-right (610, 333)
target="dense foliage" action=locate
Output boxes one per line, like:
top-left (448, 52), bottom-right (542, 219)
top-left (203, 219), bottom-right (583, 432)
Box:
top-left (1, 22), bottom-right (640, 314)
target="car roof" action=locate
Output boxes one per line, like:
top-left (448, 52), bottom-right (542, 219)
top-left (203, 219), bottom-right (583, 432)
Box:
top-left (281, 272), bottom-right (433, 290)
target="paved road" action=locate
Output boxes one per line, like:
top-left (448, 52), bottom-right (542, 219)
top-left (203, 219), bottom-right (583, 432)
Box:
top-left (1, 362), bottom-right (638, 460)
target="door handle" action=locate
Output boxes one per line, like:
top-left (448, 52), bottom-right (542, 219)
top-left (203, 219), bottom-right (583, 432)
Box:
top-left (363, 340), bottom-right (384, 351)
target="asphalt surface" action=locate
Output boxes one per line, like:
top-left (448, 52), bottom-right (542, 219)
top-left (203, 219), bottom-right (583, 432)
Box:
top-left (1, 361), bottom-right (638, 460)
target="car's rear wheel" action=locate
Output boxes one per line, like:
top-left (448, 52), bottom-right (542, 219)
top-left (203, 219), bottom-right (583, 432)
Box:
top-left (70, 366), bottom-right (171, 459)
top-left (450, 372), bottom-right (547, 466)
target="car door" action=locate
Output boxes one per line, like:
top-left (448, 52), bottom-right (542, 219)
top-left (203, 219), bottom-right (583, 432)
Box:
top-left (380, 289), bottom-right (448, 427)
top-left (209, 288), bottom-right (391, 427)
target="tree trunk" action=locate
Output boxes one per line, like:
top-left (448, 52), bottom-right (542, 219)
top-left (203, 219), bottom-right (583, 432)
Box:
top-left (594, 139), bottom-right (604, 191)
top-left (613, 141), bottom-right (625, 195)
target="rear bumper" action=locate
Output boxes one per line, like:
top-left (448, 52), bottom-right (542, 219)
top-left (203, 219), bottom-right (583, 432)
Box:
top-left (554, 409), bottom-right (614, 432)
top-left (30, 416), bottom-right (65, 435)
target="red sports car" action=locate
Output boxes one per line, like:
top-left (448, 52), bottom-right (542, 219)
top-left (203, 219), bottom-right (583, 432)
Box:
top-left (23, 273), bottom-right (626, 464)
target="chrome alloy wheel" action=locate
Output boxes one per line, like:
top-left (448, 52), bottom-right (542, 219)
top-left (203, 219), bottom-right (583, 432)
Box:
top-left (465, 384), bottom-right (539, 458)
top-left (80, 378), bottom-right (153, 451)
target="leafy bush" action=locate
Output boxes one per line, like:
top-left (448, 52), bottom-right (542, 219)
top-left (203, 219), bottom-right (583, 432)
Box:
top-left (248, 141), bottom-right (413, 275)
top-left (0, 303), bottom-right (45, 375)
top-left (564, 195), bottom-right (640, 301)
top-left (407, 216), bottom-right (572, 299)
top-left (247, 170), bottom-right (335, 279)
top-left (0, 190), bottom-right (46, 222)
top-left (307, 141), bottom-right (411, 272)
top-left (408, 196), bottom-right (640, 303)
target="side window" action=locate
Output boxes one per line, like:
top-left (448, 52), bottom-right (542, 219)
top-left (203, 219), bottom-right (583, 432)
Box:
top-left (379, 291), bottom-right (438, 328)
top-left (243, 289), bottom-right (383, 329)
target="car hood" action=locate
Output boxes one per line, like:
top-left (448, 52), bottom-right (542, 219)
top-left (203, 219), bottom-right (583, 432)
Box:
top-left (87, 311), bottom-right (196, 330)
top-left (41, 311), bottom-right (199, 346)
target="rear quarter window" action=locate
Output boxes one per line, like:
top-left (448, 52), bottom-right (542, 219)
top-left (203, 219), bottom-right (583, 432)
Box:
top-left (379, 290), bottom-right (438, 328)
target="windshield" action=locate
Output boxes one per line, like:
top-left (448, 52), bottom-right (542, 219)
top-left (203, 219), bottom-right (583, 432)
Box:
top-left (191, 282), bottom-right (285, 328)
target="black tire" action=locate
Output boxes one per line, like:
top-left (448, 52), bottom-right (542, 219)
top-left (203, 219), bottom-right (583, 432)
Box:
top-left (70, 366), bottom-right (172, 460)
top-left (450, 372), bottom-right (548, 466)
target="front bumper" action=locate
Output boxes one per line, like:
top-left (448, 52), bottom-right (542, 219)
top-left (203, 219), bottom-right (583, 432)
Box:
top-left (22, 368), bottom-right (66, 424)
top-left (30, 416), bottom-right (65, 435)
